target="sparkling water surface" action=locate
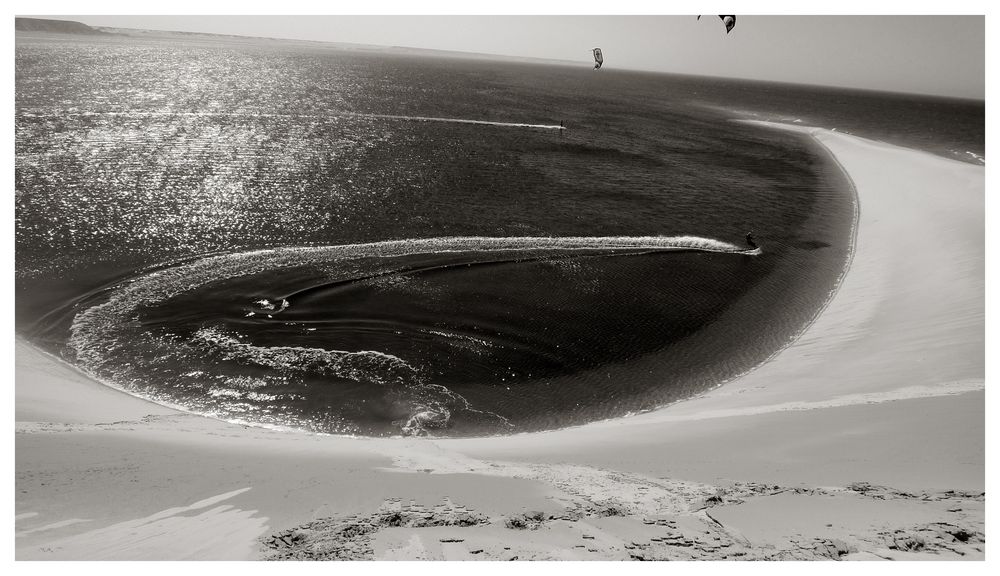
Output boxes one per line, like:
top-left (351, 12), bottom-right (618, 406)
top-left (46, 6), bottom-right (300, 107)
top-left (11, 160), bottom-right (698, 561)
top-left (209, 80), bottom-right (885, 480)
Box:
top-left (16, 31), bottom-right (979, 436)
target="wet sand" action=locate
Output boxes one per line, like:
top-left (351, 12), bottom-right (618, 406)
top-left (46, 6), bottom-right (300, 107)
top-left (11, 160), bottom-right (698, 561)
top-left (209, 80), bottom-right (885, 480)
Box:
top-left (15, 122), bottom-right (985, 560)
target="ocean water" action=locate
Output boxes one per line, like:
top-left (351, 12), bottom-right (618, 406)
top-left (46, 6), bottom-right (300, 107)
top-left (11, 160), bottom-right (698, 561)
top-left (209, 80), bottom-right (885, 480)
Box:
top-left (14, 32), bottom-right (982, 436)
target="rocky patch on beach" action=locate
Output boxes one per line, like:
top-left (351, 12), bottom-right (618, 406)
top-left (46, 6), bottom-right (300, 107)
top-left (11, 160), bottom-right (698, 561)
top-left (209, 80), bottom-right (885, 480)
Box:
top-left (263, 498), bottom-right (488, 560)
top-left (845, 481), bottom-right (985, 503)
top-left (261, 471), bottom-right (985, 561)
top-left (863, 522), bottom-right (985, 558)
top-left (258, 447), bottom-right (986, 561)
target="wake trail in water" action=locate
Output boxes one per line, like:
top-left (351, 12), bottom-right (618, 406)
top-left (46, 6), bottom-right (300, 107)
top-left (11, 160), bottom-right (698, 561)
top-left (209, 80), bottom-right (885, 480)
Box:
top-left (17, 109), bottom-right (565, 130)
top-left (358, 113), bottom-right (564, 130)
top-left (280, 236), bottom-right (758, 301)
top-left (67, 235), bottom-right (758, 436)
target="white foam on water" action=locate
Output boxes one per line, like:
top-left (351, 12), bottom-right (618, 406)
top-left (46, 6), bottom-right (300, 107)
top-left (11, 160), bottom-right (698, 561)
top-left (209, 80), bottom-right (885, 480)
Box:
top-left (192, 326), bottom-right (416, 385)
top-left (68, 234), bottom-right (757, 436)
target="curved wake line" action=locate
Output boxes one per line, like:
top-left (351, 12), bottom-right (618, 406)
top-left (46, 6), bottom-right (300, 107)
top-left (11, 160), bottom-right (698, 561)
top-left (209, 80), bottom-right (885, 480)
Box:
top-left (266, 235), bottom-right (759, 258)
top-left (16, 109), bottom-right (565, 130)
top-left (360, 113), bottom-right (564, 130)
top-left (71, 233), bottom-right (758, 348)
top-left (70, 233), bottom-right (758, 363)
top-left (66, 234), bottom-right (756, 437)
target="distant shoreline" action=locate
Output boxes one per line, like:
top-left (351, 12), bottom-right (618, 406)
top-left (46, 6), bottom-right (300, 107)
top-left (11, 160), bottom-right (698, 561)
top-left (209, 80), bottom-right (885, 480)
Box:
top-left (14, 22), bottom-right (583, 69)
top-left (16, 20), bottom-right (984, 104)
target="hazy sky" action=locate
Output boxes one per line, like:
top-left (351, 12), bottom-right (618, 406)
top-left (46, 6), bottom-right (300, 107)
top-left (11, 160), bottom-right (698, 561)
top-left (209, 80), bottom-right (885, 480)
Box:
top-left (27, 14), bottom-right (986, 99)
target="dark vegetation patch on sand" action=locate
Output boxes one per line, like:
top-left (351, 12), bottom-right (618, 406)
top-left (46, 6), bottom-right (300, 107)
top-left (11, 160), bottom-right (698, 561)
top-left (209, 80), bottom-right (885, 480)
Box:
top-left (262, 481), bottom-right (984, 561)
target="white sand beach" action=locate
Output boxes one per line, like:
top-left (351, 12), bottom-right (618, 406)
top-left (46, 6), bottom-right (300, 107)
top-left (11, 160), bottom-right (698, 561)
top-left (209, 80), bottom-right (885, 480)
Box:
top-left (14, 122), bottom-right (985, 560)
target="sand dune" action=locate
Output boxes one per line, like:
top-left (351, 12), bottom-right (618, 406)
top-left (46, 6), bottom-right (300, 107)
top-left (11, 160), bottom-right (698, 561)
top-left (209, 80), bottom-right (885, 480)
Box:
top-left (15, 122), bottom-right (984, 560)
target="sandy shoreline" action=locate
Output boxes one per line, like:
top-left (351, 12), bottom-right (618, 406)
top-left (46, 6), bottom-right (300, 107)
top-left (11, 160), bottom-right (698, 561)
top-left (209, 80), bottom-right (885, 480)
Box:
top-left (14, 122), bottom-right (985, 560)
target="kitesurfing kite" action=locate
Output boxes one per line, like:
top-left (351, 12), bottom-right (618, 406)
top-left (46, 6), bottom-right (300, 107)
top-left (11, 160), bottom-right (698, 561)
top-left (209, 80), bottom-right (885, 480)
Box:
top-left (592, 47), bottom-right (603, 69)
top-left (698, 15), bottom-right (737, 34)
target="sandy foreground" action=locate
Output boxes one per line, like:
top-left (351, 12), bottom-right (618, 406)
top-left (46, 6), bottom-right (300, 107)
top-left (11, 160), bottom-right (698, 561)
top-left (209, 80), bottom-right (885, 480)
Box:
top-left (14, 122), bottom-right (985, 561)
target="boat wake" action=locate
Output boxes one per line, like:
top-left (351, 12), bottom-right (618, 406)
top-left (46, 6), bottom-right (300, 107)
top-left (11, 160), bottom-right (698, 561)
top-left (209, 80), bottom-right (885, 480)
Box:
top-left (68, 235), bottom-right (758, 437)
top-left (17, 109), bottom-right (565, 130)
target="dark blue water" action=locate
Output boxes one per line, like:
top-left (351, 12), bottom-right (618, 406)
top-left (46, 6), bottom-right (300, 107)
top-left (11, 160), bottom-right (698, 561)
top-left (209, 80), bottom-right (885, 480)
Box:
top-left (14, 32), bottom-right (981, 436)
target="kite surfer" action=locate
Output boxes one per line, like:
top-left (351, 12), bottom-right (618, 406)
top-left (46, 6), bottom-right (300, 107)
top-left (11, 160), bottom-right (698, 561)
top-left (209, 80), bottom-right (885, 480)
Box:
top-left (745, 232), bottom-right (757, 249)
top-left (698, 15), bottom-right (737, 34)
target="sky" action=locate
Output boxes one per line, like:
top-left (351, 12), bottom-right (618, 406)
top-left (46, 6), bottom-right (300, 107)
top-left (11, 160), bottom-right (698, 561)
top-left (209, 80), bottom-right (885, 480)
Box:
top-left (16, 5), bottom-right (987, 100)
